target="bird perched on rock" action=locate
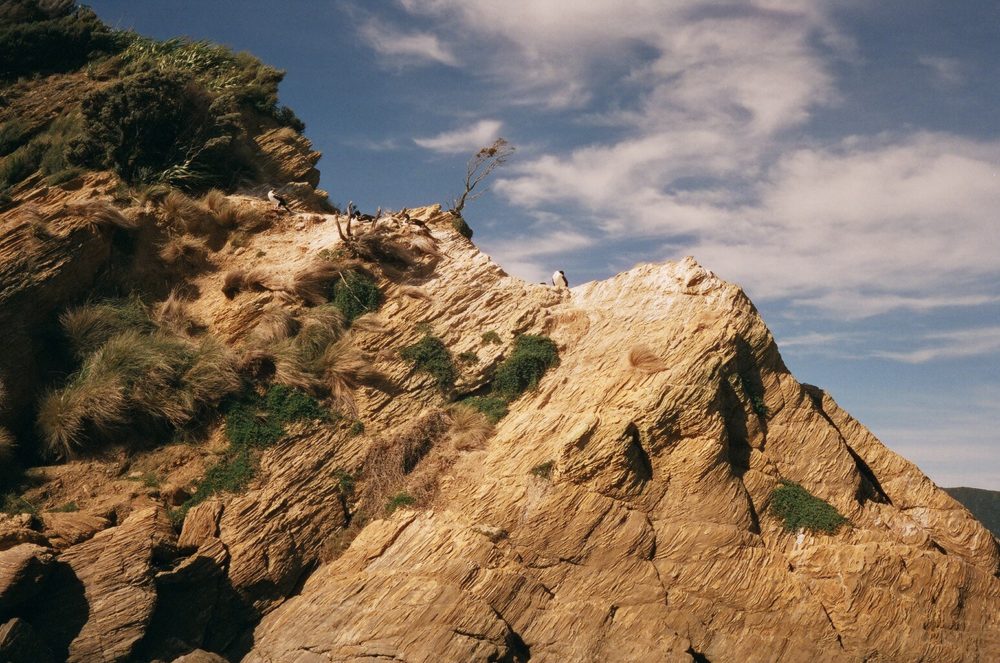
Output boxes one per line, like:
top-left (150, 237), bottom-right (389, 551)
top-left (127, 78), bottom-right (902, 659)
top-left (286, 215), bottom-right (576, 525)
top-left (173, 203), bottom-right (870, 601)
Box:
top-left (552, 270), bottom-right (568, 288)
top-left (267, 189), bottom-right (290, 212)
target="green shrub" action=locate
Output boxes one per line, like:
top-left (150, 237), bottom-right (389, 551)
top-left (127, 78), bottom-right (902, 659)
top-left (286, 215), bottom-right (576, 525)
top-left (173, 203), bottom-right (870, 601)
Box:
top-left (50, 501), bottom-right (78, 512)
top-left (1, 493), bottom-right (37, 517)
top-left (493, 334), bottom-right (559, 399)
top-left (69, 68), bottom-right (254, 188)
top-left (481, 331), bottom-right (502, 345)
top-left (457, 350), bottom-right (478, 364)
top-left (771, 481), bottom-right (848, 534)
top-left (0, 139), bottom-right (45, 190)
top-left (452, 216), bottom-right (473, 239)
top-left (348, 420), bottom-right (364, 437)
top-left (175, 386), bottom-right (329, 525)
top-left (330, 270), bottom-right (382, 322)
top-left (116, 34), bottom-right (304, 131)
top-left (176, 448), bottom-right (255, 520)
top-left (462, 395), bottom-right (508, 424)
top-left (400, 334), bottom-right (457, 392)
top-left (740, 375), bottom-right (768, 417)
top-left (224, 385), bottom-right (327, 449)
top-left (385, 491), bottom-right (415, 515)
top-left (530, 461), bottom-right (554, 480)
top-left (0, 3), bottom-right (121, 80)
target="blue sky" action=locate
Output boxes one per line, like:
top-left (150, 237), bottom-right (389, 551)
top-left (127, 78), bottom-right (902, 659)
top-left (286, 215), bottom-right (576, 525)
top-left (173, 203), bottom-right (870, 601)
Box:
top-left (87, 1), bottom-right (999, 489)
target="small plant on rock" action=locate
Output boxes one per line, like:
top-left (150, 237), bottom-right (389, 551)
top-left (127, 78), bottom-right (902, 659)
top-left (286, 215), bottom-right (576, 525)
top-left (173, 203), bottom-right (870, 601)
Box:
top-left (400, 333), bottom-right (457, 393)
top-left (771, 480), bottom-right (848, 534)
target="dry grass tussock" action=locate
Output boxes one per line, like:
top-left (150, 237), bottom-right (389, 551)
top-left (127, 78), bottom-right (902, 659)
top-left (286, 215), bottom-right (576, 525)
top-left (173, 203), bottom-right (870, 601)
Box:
top-left (319, 339), bottom-right (380, 416)
top-left (158, 234), bottom-right (209, 269)
top-left (37, 318), bottom-right (242, 459)
top-left (163, 190), bottom-right (216, 235)
top-left (153, 290), bottom-right (201, 335)
top-left (201, 189), bottom-right (239, 228)
top-left (248, 307), bottom-right (300, 345)
top-left (355, 409), bottom-right (451, 518)
top-left (336, 210), bottom-right (443, 276)
top-left (291, 258), bottom-right (365, 305)
top-left (222, 268), bottom-right (272, 299)
top-left (628, 345), bottom-right (667, 374)
top-left (60, 296), bottom-right (155, 359)
top-left (445, 404), bottom-right (493, 451)
top-left (68, 200), bottom-right (139, 232)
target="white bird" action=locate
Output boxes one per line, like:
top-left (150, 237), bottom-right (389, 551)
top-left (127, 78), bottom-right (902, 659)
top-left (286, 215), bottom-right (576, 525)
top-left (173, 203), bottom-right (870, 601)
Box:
top-left (267, 189), bottom-right (290, 211)
top-left (552, 270), bottom-right (568, 288)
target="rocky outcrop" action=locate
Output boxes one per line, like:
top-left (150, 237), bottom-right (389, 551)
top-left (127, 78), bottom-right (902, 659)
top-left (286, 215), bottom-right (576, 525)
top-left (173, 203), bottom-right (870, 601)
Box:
top-left (236, 228), bottom-right (1000, 662)
top-left (23, 506), bottom-right (175, 662)
top-left (0, 543), bottom-right (53, 612)
top-left (1, 189), bottom-right (997, 661)
top-left (255, 127), bottom-right (322, 188)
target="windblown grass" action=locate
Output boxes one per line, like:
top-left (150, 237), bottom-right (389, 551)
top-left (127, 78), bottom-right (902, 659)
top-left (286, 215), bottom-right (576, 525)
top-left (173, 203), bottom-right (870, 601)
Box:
top-left (627, 345), bottom-right (667, 374)
top-left (60, 296), bottom-right (155, 359)
top-left (39, 300), bottom-right (243, 458)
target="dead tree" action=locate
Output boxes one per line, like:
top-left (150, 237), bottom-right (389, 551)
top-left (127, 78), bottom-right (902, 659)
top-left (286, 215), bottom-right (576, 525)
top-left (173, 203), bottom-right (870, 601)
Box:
top-left (451, 138), bottom-right (514, 216)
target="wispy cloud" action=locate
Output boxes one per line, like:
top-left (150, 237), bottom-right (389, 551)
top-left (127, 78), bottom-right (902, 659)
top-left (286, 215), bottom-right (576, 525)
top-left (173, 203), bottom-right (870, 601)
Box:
top-left (359, 19), bottom-right (458, 67)
top-left (918, 55), bottom-right (965, 87)
top-left (874, 326), bottom-right (1000, 363)
top-left (413, 119), bottom-right (502, 154)
top-left (390, 2), bottom-right (1000, 326)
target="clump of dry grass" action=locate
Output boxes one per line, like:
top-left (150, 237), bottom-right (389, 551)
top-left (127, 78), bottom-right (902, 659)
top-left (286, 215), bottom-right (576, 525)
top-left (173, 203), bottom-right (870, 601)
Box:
top-left (39, 304), bottom-right (243, 458)
top-left (355, 409), bottom-right (451, 517)
top-left (180, 337), bottom-right (242, 410)
top-left (37, 371), bottom-right (127, 459)
top-left (222, 268), bottom-right (271, 299)
top-left (291, 259), bottom-right (366, 305)
top-left (319, 339), bottom-right (380, 416)
top-left (628, 345), bottom-right (667, 374)
top-left (201, 189), bottom-right (239, 228)
top-left (445, 404), bottom-right (493, 451)
top-left (158, 234), bottom-right (210, 270)
top-left (69, 200), bottom-right (139, 231)
top-left (249, 307), bottom-right (299, 345)
top-left (153, 290), bottom-right (200, 335)
top-left (163, 190), bottom-right (216, 235)
top-left (60, 296), bottom-right (155, 359)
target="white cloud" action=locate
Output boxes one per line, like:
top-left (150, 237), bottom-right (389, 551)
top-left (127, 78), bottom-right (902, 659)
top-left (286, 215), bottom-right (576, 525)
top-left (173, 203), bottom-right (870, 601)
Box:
top-left (390, 2), bottom-right (1000, 320)
top-left (874, 326), bottom-right (1000, 364)
top-left (413, 119), bottom-right (502, 154)
top-left (359, 20), bottom-right (458, 67)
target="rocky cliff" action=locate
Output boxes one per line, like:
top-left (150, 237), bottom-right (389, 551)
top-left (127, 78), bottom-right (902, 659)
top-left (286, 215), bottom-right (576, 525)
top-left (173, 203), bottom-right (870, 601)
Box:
top-left (1, 5), bottom-right (999, 662)
top-left (1, 193), bottom-right (998, 661)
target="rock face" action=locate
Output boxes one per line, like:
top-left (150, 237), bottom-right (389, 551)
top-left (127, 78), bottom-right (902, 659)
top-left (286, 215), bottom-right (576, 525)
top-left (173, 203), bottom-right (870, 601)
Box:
top-left (2, 191), bottom-right (998, 661)
top-left (237, 230), bottom-right (1000, 662)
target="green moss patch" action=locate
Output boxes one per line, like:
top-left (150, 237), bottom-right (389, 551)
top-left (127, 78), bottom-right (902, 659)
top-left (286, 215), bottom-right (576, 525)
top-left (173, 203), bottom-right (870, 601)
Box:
top-left (771, 481), bottom-right (848, 534)
top-left (330, 270), bottom-right (382, 322)
top-left (400, 333), bottom-right (457, 392)
top-left (493, 334), bottom-right (559, 399)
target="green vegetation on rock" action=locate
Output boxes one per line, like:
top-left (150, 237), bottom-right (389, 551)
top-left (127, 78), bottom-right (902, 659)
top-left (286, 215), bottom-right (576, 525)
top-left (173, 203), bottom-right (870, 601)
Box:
top-left (400, 333), bottom-right (457, 392)
top-left (493, 334), bottom-right (560, 399)
top-left (771, 480), bottom-right (848, 534)
top-left (330, 270), bottom-right (382, 322)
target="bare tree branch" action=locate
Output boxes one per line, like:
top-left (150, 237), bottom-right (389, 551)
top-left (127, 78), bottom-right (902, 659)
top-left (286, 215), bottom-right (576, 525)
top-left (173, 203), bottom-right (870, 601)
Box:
top-left (451, 138), bottom-right (514, 215)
